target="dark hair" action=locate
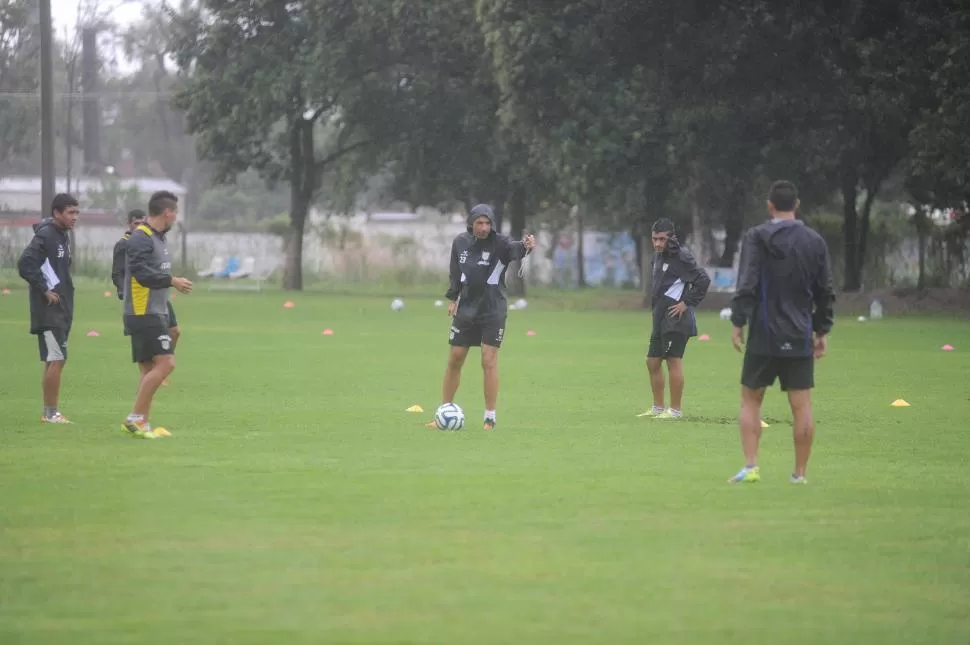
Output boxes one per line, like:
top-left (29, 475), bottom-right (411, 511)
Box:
top-left (148, 190), bottom-right (178, 217)
top-left (51, 193), bottom-right (79, 215)
top-left (651, 218), bottom-right (675, 235)
top-left (127, 208), bottom-right (146, 223)
top-left (768, 180), bottom-right (798, 212)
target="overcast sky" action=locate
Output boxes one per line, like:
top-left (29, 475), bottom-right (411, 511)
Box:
top-left (50, 0), bottom-right (149, 36)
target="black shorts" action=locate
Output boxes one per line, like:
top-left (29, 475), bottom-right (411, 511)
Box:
top-left (742, 353), bottom-right (814, 391)
top-left (38, 327), bottom-right (69, 363)
top-left (124, 303), bottom-right (177, 337)
top-left (167, 301), bottom-right (178, 328)
top-left (449, 320), bottom-right (505, 348)
top-left (130, 324), bottom-right (175, 364)
top-left (647, 331), bottom-right (688, 359)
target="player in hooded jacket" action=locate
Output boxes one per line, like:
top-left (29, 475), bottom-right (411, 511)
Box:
top-left (427, 204), bottom-right (536, 430)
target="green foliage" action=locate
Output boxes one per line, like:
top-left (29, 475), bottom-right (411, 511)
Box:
top-left (193, 171), bottom-right (290, 231)
top-left (85, 177), bottom-right (144, 213)
top-left (0, 0), bottom-right (40, 177)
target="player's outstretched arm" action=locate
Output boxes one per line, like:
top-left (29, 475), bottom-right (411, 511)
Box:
top-left (502, 233), bottom-right (536, 264)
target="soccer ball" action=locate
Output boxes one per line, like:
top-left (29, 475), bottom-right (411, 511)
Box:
top-left (391, 298), bottom-right (405, 311)
top-left (434, 402), bottom-right (465, 431)
top-left (719, 307), bottom-right (732, 321)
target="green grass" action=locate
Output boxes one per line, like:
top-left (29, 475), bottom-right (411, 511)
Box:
top-left (1, 285), bottom-right (969, 645)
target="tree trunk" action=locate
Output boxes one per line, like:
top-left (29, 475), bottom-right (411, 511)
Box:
top-left (915, 206), bottom-right (927, 290)
top-left (282, 206), bottom-right (308, 290)
top-left (575, 204), bottom-right (586, 288)
top-left (505, 184), bottom-right (527, 296)
top-left (841, 170), bottom-right (862, 292)
top-left (857, 180), bottom-right (879, 289)
top-left (282, 117), bottom-right (315, 291)
top-left (719, 184), bottom-right (745, 268)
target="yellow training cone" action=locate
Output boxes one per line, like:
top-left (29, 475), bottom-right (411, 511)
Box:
top-left (406, 405), bottom-right (424, 413)
top-left (760, 420), bottom-right (770, 428)
top-left (891, 399), bottom-right (911, 407)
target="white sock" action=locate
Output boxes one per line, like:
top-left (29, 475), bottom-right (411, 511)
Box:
top-left (652, 405), bottom-right (664, 414)
top-left (668, 408), bottom-right (682, 417)
top-left (126, 413), bottom-right (144, 423)
top-left (485, 409), bottom-right (496, 421)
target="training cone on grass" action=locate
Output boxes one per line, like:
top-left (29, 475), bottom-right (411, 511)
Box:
top-left (103, 291), bottom-right (112, 297)
top-left (406, 405), bottom-right (424, 413)
top-left (283, 300), bottom-right (295, 309)
top-left (1, 288), bottom-right (9, 296)
top-left (942, 344), bottom-right (955, 351)
top-left (891, 399), bottom-right (911, 407)
top-left (760, 420), bottom-right (770, 428)
top-left (699, 334), bottom-right (710, 341)
top-left (322, 329), bottom-right (334, 336)
top-left (86, 330), bottom-right (100, 337)
top-left (527, 330), bottom-right (537, 336)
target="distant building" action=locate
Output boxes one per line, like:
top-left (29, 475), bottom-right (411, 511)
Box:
top-left (0, 175), bottom-right (187, 213)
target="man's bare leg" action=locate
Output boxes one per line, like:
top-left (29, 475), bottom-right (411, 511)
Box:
top-left (162, 326), bottom-right (180, 387)
top-left (739, 386), bottom-right (766, 465)
top-left (43, 361), bottom-right (65, 409)
top-left (787, 389), bottom-right (815, 479)
top-left (646, 357), bottom-right (665, 409)
top-left (482, 344), bottom-right (499, 425)
top-left (131, 355), bottom-right (176, 421)
top-left (442, 346), bottom-right (468, 404)
top-left (667, 358), bottom-right (685, 412)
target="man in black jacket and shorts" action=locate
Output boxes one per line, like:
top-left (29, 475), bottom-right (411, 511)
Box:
top-left (17, 194), bottom-right (80, 424)
top-left (729, 180), bottom-right (835, 484)
top-left (426, 204), bottom-right (536, 430)
top-left (639, 218), bottom-right (711, 420)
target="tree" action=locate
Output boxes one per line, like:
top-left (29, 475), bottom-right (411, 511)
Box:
top-left (0, 0), bottom-right (40, 180)
top-left (168, 0), bottom-right (389, 290)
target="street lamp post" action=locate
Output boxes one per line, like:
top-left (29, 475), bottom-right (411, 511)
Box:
top-left (39, 0), bottom-right (55, 217)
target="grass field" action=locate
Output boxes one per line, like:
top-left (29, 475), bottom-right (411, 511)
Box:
top-left (1, 283), bottom-right (969, 644)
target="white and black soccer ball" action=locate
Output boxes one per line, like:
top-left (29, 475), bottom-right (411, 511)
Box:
top-left (434, 402), bottom-right (465, 431)
top-left (719, 307), bottom-right (732, 321)
top-left (391, 298), bottom-right (405, 311)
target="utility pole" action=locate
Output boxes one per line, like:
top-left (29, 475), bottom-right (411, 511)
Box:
top-left (39, 0), bottom-right (55, 217)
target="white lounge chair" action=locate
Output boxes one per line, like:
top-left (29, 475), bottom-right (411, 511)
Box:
top-left (229, 256), bottom-right (256, 279)
top-left (197, 256), bottom-right (225, 278)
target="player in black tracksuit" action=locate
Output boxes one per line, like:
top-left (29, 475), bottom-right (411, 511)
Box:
top-left (112, 208), bottom-right (180, 378)
top-left (111, 209), bottom-right (146, 301)
top-left (641, 218), bottom-right (711, 419)
top-left (728, 180), bottom-right (835, 485)
top-left (427, 203), bottom-right (536, 430)
top-left (17, 193), bottom-right (80, 424)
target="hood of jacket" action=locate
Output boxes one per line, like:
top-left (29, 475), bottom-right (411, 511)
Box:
top-left (467, 203), bottom-right (497, 238)
top-left (33, 218), bottom-right (54, 234)
top-left (756, 218), bottom-right (806, 259)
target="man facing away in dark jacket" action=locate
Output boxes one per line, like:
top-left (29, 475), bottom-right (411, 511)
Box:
top-left (426, 204), bottom-right (536, 431)
top-left (17, 193), bottom-right (80, 424)
top-left (638, 218), bottom-right (711, 420)
top-left (728, 180), bottom-right (835, 485)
